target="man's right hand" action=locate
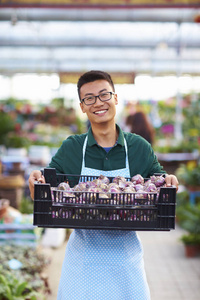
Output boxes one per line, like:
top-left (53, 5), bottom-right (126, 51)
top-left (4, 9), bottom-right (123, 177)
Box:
top-left (28, 170), bottom-right (46, 200)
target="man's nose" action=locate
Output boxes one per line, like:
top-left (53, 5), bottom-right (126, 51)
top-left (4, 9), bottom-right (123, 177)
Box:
top-left (94, 96), bottom-right (103, 106)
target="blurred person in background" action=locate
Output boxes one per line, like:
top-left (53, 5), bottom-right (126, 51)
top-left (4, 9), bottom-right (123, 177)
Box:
top-left (126, 111), bottom-right (155, 145)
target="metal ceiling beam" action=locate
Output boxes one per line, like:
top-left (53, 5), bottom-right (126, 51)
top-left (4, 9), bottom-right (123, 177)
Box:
top-left (1, 46), bottom-right (199, 59)
top-left (1, 40), bottom-right (200, 48)
top-left (1, 58), bottom-right (200, 74)
top-left (2, 58), bottom-right (200, 63)
top-left (0, 8), bottom-right (199, 23)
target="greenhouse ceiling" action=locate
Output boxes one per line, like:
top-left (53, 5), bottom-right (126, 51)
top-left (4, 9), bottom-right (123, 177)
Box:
top-left (0, 7), bottom-right (200, 77)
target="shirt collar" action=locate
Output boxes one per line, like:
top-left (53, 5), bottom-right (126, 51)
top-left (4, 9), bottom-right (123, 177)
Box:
top-left (87, 124), bottom-right (124, 147)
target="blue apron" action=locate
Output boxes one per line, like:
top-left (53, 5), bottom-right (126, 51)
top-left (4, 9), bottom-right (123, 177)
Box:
top-left (57, 136), bottom-right (151, 300)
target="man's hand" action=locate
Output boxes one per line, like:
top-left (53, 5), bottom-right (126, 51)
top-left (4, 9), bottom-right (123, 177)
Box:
top-left (165, 174), bottom-right (179, 191)
top-left (28, 170), bottom-right (45, 200)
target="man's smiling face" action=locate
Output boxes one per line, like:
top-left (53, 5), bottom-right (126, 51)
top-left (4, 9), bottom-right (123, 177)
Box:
top-left (80, 80), bottom-right (118, 125)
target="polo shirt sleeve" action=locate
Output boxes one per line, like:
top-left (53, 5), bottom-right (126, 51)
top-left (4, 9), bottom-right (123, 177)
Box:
top-left (126, 133), bottom-right (165, 178)
top-left (145, 145), bottom-right (166, 176)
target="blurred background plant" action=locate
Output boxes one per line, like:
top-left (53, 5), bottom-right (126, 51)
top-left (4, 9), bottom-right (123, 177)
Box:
top-left (176, 191), bottom-right (200, 253)
top-left (0, 245), bottom-right (50, 298)
top-left (0, 112), bottom-right (15, 146)
top-left (176, 162), bottom-right (200, 188)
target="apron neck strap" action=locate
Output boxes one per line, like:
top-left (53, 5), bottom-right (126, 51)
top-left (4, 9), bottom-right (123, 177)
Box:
top-left (82, 135), bottom-right (129, 169)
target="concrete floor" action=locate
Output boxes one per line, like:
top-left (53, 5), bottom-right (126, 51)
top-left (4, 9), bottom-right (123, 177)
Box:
top-left (43, 225), bottom-right (200, 300)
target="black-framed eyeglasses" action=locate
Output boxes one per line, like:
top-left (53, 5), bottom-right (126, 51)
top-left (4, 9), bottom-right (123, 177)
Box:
top-left (81, 91), bottom-right (115, 106)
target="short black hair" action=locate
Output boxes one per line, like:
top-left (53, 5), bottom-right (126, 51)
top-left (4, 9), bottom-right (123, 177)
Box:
top-left (77, 70), bottom-right (115, 101)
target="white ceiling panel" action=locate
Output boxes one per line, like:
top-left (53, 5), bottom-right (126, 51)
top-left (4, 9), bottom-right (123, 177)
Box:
top-left (0, 7), bottom-right (200, 75)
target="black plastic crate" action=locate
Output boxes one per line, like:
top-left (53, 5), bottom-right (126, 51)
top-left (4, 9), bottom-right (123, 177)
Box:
top-left (33, 168), bottom-right (176, 231)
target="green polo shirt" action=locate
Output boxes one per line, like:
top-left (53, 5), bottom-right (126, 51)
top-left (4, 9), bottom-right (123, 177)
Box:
top-left (49, 124), bottom-right (165, 178)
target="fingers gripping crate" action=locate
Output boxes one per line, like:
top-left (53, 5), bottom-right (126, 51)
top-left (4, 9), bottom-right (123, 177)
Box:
top-left (34, 168), bottom-right (176, 231)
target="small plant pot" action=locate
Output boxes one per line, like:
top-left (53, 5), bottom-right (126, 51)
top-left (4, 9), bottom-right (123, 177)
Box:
top-left (184, 244), bottom-right (199, 258)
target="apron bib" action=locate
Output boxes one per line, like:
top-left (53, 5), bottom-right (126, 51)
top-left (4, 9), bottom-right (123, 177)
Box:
top-left (57, 136), bottom-right (151, 300)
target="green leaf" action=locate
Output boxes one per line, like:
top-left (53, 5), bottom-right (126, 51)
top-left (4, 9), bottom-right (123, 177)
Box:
top-left (1, 285), bottom-right (12, 300)
top-left (13, 296), bottom-right (25, 300)
top-left (0, 274), bottom-right (8, 285)
top-left (29, 292), bottom-right (45, 300)
top-left (16, 281), bottom-right (28, 296)
top-left (0, 285), bottom-right (9, 297)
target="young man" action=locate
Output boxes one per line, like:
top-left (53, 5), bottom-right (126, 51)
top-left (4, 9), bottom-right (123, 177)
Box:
top-left (29, 70), bottom-right (178, 299)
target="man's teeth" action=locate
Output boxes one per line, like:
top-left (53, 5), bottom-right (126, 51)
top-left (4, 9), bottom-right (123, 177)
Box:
top-left (95, 110), bottom-right (106, 114)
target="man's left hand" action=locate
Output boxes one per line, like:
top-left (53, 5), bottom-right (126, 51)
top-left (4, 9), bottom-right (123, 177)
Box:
top-left (165, 175), bottom-right (179, 191)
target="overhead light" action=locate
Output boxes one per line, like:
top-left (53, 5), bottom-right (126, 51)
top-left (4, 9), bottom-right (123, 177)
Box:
top-left (156, 42), bottom-right (168, 50)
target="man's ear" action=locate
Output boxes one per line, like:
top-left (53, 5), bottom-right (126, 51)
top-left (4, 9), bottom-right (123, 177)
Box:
top-left (80, 102), bottom-right (85, 113)
top-left (114, 93), bottom-right (118, 105)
